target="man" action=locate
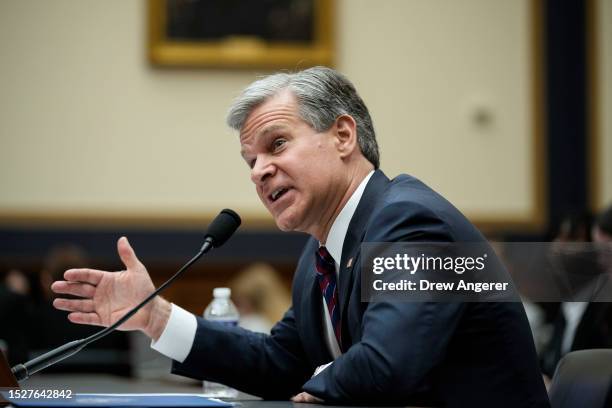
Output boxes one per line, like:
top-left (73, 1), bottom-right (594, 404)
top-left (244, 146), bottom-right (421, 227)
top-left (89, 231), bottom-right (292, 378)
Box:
top-left (52, 67), bottom-right (549, 406)
top-left (541, 205), bottom-right (612, 378)
top-left (593, 205), bottom-right (612, 243)
top-left (0, 278), bottom-right (29, 366)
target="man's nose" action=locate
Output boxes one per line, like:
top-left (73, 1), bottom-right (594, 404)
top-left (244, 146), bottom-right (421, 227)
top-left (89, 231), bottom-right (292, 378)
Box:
top-left (251, 156), bottom-right (275, 185)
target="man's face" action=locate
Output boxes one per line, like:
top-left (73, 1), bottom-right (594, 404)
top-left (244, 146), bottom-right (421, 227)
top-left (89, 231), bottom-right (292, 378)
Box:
top-left (593, 226), bottom-right (612, 243)
top-left (239, 90), bottom-right (343, 236)
top-left (593, 226), bottom-right (612, 274)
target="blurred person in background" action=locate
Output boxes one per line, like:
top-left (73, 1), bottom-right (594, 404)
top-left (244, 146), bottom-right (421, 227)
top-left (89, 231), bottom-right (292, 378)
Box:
top-left (509, 214), bottom-right (593, 357)
top-left (553, 213), bottom-right (593, 243)
top-left (28, 245), bottom-right (132, 376)
top-left (4, 268), bottom-right (31, 296)
top-left (0, 266), bottom-right (30, 365)
top-left (593, 207), bottom-right (612, 241)
top-left (591, 205), bottom-right (612, 298)
top-left (230, 263), bottom-right (291, 333)
top-left (540, 207), bottom-right (612, 380)
top-left (592, 205), bottom-right (612, 246)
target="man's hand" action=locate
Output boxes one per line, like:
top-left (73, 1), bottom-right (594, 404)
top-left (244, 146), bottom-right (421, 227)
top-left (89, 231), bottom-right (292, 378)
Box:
top-left (51, 237), bottom-right (170, 339)
top-left (291, 392), bottom-right (323, 404)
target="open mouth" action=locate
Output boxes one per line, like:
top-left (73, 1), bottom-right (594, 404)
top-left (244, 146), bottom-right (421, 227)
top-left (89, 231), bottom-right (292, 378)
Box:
top-left (270, 187), bottom-right (290, 202)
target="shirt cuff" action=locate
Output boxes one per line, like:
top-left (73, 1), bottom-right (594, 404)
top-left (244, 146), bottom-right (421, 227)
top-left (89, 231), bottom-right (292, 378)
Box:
top-left (150, 303), bottom-right (197, 363)
top-left (312, 362), bottom-right (333, 377)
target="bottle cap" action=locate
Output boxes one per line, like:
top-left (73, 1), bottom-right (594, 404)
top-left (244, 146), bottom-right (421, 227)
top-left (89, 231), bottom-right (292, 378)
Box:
top-left (213, 287), bottom-right (231, 298)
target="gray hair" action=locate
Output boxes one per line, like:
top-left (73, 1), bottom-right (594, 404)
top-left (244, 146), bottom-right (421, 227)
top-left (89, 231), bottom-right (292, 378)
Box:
top-left (226, 66), bottom-right (380, 169)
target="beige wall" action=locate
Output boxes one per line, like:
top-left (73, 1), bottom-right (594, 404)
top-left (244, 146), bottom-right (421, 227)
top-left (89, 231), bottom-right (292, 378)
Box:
top-left (597, 0), bottom-right (612, 209)
top-left (337, 0), bottom-right (535, 222)
top-left (0, 0), bottom-right (538, 227)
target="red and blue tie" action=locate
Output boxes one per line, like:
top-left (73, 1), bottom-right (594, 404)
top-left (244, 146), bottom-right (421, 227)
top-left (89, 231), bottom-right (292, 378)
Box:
top-left (315, 246), bottom-right (342, 348)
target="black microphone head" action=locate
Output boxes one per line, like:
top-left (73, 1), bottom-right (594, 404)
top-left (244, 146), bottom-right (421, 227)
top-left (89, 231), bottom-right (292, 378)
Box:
top-left (206, 209), bottom-right (241, 247)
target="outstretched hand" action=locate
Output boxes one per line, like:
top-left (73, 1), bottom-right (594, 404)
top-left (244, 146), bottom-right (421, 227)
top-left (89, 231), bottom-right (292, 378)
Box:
top-left (291, 392), bottom-right (323, 404)
top-left (51, 237), bottom-right (164, 335)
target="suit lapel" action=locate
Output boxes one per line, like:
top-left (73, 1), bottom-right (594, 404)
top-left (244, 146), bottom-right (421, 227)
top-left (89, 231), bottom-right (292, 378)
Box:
top-left (337, 170), bottom-right (390, 349)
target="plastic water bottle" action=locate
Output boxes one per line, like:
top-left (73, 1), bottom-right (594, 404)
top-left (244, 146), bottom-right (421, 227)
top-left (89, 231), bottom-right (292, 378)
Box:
top-left (202, 287), bottom-right (239, 398)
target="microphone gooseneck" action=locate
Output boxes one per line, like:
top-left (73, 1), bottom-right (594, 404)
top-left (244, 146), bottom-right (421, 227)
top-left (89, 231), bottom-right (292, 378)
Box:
top-left (11, 209), bottom-right (241, 382)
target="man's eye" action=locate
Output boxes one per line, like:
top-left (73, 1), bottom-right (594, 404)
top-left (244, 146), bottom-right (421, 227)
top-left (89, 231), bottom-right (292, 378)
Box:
top-left (272, 138), bottom-right (286, 150)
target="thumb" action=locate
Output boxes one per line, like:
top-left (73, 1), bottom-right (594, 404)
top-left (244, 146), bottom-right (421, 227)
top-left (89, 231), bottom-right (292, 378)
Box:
top-left (117, 236), bottom-right (142, 271)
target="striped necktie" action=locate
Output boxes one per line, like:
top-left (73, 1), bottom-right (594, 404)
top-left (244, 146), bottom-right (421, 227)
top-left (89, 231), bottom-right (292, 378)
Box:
top-left (315, 246), bottom-right (342, 349)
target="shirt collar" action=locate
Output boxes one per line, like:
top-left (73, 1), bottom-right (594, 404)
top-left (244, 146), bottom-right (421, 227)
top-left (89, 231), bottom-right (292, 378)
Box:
top-left (321, 170), bottom-right (375, 268)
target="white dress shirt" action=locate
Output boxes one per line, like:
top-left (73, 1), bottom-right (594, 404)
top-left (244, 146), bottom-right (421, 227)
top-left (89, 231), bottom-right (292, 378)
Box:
top-left (152, 171), bottom-right (375, 363)
top-left (560, 301), bottom-right (588, 354)
top-left (319, 170), bottom-right (374, 359)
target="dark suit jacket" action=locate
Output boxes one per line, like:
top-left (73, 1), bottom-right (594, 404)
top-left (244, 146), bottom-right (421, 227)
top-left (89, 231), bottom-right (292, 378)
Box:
top-left (173, 170), bottom-right (549, 407)
top-left (541, 302), bottom-right (612, 377)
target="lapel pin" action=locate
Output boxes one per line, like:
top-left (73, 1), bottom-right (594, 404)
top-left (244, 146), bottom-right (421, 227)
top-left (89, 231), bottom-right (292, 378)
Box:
top-left (346, 258), bottom-right (353, 268)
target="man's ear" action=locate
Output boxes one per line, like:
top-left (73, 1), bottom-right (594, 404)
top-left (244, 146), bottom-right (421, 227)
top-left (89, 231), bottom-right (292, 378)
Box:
top-left (334, 114), bottom-right (358, 159)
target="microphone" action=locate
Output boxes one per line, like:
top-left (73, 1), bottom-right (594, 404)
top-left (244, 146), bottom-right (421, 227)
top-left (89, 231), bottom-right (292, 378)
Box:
top-left (200, 209), bottom-right (241, 250)
top-left (11, 209), bottom-right (241, 382)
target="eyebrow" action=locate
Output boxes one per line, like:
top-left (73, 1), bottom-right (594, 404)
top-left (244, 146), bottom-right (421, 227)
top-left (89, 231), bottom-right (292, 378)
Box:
top-left (259, 124), bottom-right (289, 139)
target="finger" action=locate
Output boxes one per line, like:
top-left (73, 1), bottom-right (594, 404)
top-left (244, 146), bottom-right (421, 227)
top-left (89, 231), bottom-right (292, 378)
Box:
top-left (54, 298), bottom-right (96, 313)
top-left (117, 236), bottom-right (142, 271)
top-left (311, 395), bottom-right (323, 403)
top-left (63, 268), bottom-right (104, 286)
top-left (51, 281), bottom-right (96, 298)
top-left (291, 393), bottom-right (308, 403)
top-left (68, 312), bottom-right (103, 326)
top-left (292, 393), bottom-right (322, 404)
